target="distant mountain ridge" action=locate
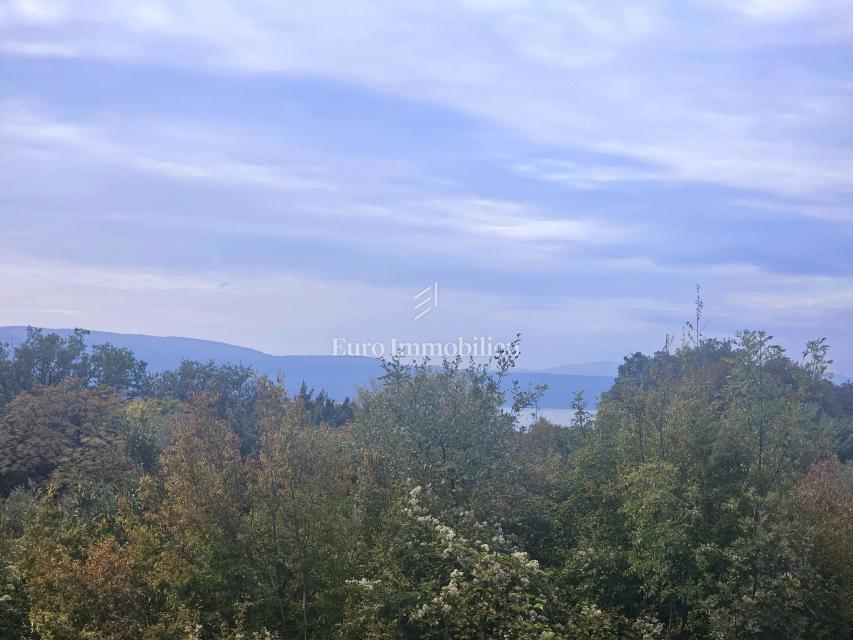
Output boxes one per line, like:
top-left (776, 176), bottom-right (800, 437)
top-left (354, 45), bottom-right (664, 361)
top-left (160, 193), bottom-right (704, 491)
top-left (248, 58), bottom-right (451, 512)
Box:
top-left (537, 360), bottom-right (620, 377)
top-left (0, 326), bottom-right (615, 410)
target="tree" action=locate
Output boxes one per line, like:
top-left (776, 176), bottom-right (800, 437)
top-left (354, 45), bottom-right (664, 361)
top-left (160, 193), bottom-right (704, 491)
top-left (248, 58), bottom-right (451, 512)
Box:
top-left (0, 379), bottom-right (128, 494)
top-left (248, 380), bottom-right (356, 638)
top-left (0, 328), bottom-right (90, 408)
top-left (155, 394), bottom-right (249, 631)
top-left (339, 486), bottom-right (565, 640)
top-left (295, 382), bottom-right (354, 428)
top-left (89, 343), bottom-right (150, 396)
top-left (354, 351), bottom-right (534, 522)
top-left (0, 329), bottom-right (851, 639)
top-left (152, 360), bottom-right (261, 452)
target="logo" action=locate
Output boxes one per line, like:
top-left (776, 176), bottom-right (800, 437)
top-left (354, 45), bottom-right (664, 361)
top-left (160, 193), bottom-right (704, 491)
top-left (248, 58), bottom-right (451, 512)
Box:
top-left (413, 281), bottom-right (439, 321)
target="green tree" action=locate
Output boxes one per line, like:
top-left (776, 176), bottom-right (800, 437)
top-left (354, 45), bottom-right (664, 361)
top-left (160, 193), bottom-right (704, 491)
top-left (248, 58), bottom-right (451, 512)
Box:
top-left (89, 343), bottom-right (150, 396)
top-left (248, 380), bottom-right (356, 638)
top-left (354, 350), bottom-right (536, 522)
top-left (338, 486), bottom-right (565, 640)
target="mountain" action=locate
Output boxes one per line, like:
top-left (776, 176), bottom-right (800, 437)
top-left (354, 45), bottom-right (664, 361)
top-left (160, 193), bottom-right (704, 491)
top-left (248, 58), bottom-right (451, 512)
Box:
top-left (0, 326), bottom-right (614, 409)
top-left (538, 360), bottom-right (620, 377)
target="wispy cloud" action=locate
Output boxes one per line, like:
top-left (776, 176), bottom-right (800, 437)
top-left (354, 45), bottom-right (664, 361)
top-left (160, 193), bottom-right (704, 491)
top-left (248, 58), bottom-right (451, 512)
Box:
top-left (3, 2), bottom-right (851, 198)
top-left (0, 101), bottom-right (335, 191)
top-left (732, 199), bottom-right (853, 224)
top-left (1, 2), bottom-right (853, 370)
top-left (512, 159), bottom-right (668, 189)
top-left (419, 197), bottom-right (631, 244)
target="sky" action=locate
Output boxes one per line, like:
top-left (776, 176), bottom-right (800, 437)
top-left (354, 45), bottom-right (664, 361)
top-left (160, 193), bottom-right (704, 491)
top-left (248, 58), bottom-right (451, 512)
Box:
top-left (1, 0), bottom-right (852, 372)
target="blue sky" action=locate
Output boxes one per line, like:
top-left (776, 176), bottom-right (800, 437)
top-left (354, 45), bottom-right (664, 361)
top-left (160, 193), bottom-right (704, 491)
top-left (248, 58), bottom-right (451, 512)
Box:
top-left (1, 1), bottom-right (852, 372)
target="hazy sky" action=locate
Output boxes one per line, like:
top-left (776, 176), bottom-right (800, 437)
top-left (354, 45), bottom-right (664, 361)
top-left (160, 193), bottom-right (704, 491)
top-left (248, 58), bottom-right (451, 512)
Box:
top-left (1, 1), bottom-right (852, 371)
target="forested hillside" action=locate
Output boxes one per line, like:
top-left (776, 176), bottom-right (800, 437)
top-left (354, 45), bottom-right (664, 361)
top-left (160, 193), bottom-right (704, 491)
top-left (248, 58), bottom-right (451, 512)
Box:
top-left (0, 327), bottom-right (615, 410)
top-left (1, 327), bottom-right (852, 639)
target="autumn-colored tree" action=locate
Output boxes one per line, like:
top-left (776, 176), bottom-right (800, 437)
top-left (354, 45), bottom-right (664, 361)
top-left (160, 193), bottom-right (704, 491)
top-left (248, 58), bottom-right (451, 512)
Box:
top-left (155, 394), bottom-right (250, 632)
top-left (790, 457), bottom-right (853, 630)
top-left (0, 379), bottom-right (128, 494)
top-left (1, 328), bottom-right (852, 639)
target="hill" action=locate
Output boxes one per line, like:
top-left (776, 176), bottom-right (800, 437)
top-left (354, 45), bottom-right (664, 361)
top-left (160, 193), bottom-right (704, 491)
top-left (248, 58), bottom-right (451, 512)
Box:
top-left (0, 326), bottom-right (614, 409)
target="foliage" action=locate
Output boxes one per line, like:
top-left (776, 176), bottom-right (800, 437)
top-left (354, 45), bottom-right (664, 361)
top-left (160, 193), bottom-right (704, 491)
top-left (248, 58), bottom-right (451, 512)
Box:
top-left (0, 328), bottom-right (151, 411)
top-left (295, 382), bottom-right (354, 427)
top-left (0, 379), bottom-right (129, 493)
top-left (339, 485), bottom-right (563, 640)
top-left (0, 328), bottom-right (851, 638)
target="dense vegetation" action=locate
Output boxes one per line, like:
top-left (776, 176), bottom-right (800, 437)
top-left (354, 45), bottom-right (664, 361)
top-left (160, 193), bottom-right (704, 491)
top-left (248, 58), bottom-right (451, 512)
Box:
top-left (1, 327), bottom-right (851, 639)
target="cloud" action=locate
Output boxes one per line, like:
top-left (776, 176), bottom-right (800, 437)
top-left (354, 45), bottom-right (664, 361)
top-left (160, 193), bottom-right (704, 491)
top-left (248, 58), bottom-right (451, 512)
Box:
top-left (0, 101), bottom-right (635, 270)
top-left (4, 253), bottom-right (852, 371)
top-left (2, 2), bottom-right (853, 371)
top-left (0, 101), bottom-right (335, 191)
top-left (512, 159), bottom-right (668, 189)
top-left (732, 199), bottom-right (853, 224)
top-left (1, 2), bottom-right (851, 199)
top-left (0, 0), bottom-right (65, 25)
top-left (407, 197), bottom-right (629, 243)
top-left (0, 40), bottom-right (76, 56)
top-left (731, 0), bottom-right (852, 21)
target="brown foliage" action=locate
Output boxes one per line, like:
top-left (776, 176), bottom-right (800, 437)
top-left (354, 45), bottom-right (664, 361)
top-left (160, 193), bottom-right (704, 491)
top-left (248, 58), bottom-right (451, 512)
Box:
top-left (0, 378), bottom-right (127, 492)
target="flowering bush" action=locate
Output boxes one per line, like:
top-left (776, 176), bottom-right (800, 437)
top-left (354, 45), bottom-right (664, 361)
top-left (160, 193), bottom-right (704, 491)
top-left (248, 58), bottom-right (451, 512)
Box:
top-left (340, 486), bottom-right (563, 639)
